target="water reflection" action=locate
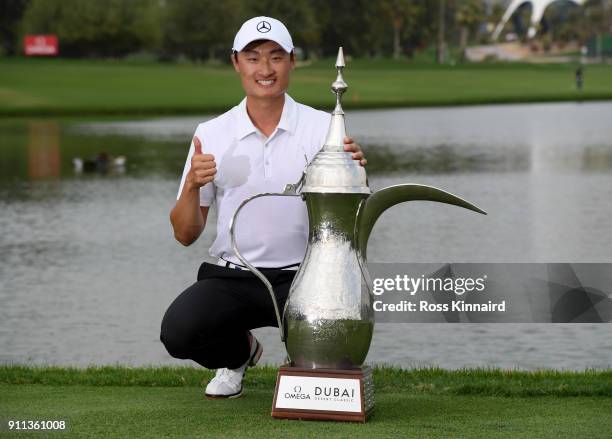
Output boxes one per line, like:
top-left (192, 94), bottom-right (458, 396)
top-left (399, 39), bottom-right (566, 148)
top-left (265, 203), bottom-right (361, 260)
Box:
top-left (364, 140), bottom-right (612, 175)
top-left (0, 120), bottom-right (186, 188)
top-left (3, 130), bottom-right (611, 187)
top-left (582, 146), bottom-right (612, 171)
top-left (365, 143), bottom-right (530, 174)
top-left (27, 122), bottom-right (61, 180)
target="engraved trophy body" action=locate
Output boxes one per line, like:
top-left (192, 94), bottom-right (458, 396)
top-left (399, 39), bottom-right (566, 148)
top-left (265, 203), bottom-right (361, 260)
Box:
top-left (230, 48), bottom-right (485, 422)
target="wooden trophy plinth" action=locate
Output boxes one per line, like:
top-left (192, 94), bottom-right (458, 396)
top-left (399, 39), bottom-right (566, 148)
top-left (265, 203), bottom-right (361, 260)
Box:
top-left (271, 365), bottom-right (374, 423)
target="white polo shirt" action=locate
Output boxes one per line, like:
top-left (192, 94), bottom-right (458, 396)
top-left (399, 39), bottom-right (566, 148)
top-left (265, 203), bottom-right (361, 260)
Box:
top-left (177, 94), bottom-right (331, 268)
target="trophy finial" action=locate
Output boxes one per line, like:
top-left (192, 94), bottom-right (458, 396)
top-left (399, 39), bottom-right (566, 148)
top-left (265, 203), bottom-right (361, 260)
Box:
top-left (335, 47), bottom-right (345, 68)
top-left (331, 47), bottom-right (347, 100)
top-left (320, 46), bottom-right (349, 152)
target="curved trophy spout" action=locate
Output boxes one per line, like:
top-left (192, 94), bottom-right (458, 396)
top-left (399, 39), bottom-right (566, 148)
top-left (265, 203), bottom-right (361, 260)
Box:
top-left (356, 184), bottom-right (487, 259)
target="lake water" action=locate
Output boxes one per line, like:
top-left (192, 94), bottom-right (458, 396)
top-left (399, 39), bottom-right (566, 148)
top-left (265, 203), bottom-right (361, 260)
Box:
top-left (1, 102), bottom-right (611, 370)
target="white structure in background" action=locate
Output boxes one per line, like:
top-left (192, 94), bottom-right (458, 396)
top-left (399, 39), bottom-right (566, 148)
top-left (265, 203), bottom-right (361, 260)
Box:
top-left (492, 0), bottom-right (587, 41)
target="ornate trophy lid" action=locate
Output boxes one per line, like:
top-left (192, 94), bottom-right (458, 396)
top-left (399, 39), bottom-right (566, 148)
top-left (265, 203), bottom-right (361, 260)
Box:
top-left (301, 47), bottom-right (371, 194)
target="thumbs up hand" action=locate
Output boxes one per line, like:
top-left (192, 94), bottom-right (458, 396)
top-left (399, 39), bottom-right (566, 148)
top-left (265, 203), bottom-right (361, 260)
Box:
top-left (187, 136), bottom-right (216, 189)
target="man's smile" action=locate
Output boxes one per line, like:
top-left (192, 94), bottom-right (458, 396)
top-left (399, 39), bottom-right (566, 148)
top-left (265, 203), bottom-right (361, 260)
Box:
top-left (256, 79), bottom-right (276, 86)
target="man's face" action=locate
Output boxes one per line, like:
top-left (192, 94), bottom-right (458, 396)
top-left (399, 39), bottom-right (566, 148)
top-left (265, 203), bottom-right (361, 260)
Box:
top-left (232, 40), bottom-right (295, 100)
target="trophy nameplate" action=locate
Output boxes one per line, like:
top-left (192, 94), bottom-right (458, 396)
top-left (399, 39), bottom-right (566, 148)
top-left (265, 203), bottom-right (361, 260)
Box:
top-left (271, 366), bottom-right (374, 423)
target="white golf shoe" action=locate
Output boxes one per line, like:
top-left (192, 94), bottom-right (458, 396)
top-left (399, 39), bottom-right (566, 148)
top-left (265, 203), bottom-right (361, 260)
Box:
top-left (205, 333), bottom-right (262, 399)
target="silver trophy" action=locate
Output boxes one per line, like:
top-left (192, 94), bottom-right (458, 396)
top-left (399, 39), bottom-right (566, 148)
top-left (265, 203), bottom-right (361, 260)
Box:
top-left (230, 48), bottom-right (485, 422)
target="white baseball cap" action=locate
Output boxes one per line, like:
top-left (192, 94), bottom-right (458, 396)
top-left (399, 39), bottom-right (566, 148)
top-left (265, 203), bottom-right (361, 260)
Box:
top-left (232, 16), bottom-right (294, 54)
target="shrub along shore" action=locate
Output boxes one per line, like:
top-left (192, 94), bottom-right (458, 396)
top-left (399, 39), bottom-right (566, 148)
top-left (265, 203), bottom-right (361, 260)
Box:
top-left (2, 366), bottom-right (612, 438)
top-left (2, 58), bottom-right (612, 117)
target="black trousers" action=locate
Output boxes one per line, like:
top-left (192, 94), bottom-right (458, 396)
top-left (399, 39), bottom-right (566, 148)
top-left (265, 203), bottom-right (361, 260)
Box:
top-left (160, 262), bottom-right (295, 369)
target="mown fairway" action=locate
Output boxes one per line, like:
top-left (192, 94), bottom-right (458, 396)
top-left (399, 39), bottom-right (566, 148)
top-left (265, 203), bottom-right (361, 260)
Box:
top-left (1, 366), bottom-right (611, 438)
top-left (1, 58), bottom-right (611, 116)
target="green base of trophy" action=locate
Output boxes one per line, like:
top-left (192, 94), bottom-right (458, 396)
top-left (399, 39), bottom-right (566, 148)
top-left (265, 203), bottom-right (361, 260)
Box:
top-left (271, 365), bottom-right (374, 423)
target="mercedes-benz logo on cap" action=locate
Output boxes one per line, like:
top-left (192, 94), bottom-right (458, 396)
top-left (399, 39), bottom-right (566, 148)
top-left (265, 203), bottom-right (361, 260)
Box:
top-left (293, 385), bottom-right (301, 393)
top-left (256, 20), bottom-right (271, 33)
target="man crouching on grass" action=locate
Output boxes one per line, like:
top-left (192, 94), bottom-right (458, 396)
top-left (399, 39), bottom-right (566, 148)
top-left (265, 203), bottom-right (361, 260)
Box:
top-left (160, 16), bottom-right (366, 399)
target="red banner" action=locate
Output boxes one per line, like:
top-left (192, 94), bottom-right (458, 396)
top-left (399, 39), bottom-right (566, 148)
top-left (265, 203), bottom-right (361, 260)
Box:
top-left (24, 35), bottom-right (59, 56)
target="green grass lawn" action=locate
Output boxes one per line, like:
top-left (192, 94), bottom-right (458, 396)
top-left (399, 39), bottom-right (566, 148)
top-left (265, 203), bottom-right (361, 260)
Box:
top-left (1, 57), bottom-right (611, 117)
top-left (1, 366), bottom-right (611, 438)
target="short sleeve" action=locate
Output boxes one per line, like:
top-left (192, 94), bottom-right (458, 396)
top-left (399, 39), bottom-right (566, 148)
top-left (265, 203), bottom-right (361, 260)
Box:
top-left (176, 127), bottom-right (215, 207)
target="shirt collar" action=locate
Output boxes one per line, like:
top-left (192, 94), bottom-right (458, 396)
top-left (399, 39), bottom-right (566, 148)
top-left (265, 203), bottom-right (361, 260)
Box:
top-left (235, 94), bottom-right (297, 140)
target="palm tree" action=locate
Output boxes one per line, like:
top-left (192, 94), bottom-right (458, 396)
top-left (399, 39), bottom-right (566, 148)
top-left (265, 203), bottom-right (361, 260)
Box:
top-left (379, 0), bottom-right (422, 59)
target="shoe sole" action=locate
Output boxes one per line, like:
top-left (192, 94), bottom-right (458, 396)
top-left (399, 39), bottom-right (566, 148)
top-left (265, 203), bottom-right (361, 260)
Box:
top-left (205, 386), bottom-right (243, 400)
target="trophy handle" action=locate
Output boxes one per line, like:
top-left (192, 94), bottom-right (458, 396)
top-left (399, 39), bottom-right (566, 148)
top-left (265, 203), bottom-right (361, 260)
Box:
top-left (229, 183), bottom-right (303, 343)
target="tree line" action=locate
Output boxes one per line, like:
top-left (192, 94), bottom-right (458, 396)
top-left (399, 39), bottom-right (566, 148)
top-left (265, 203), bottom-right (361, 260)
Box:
top-left (0, 0), bottom-right (491, 60)
top-left (0, 0), bottom-right (609, 61)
